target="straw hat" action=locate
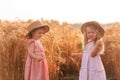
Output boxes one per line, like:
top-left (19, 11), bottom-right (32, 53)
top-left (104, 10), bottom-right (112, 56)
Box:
top-left (81, 21), bottom-right (104, 37)
top-left (25, 21), bottom-right (49, 38)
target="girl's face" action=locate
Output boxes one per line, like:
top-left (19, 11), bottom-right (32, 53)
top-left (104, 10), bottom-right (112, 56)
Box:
top-left (32, 29), bottom-right (44, 40)
top-left (86, 26), bottom-right (97, 41)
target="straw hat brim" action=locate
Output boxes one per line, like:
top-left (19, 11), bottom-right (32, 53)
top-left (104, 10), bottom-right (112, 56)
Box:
top-left (25, 25), bottom-right (49, 37)
top-left (81, 21), bottom-right (104, 37)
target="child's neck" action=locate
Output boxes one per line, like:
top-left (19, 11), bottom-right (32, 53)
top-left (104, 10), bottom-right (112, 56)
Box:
top-left (88, 39), bottom-right (94, 43)
top-left (31, 38), bottom-right (38, 41)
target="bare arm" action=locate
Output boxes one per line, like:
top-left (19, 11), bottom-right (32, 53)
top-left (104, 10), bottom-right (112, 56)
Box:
top-left (71, 53), bottom-right (83, 58)
top-left (91, 40), bottom-right (102, 57)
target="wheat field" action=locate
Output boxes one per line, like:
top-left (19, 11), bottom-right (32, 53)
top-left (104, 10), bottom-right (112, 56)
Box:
top-left (0, 20), bottom-right (120, 80)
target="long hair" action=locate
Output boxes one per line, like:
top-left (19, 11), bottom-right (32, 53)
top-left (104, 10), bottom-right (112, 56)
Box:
top-left (82, 26), bottom-right (105, 54)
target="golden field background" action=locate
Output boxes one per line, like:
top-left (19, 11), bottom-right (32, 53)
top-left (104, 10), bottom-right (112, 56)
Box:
top-left (0, 20), bottom-right (120, 80)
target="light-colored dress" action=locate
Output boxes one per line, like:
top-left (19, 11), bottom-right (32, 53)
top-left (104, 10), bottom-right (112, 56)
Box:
top-left (79, 41), bottom-right (106, 80)
top-left (24, 39), bottom-right (49, 80)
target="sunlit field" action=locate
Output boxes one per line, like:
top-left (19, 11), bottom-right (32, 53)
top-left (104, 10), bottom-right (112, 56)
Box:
top-left (0, 20), bottom-right (120, 80)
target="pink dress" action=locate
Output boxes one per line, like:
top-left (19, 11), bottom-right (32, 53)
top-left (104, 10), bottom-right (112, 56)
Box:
top-left (24, 39), bottom-right (49, 80)
top-left (79, 41), bottom-right (106, 80)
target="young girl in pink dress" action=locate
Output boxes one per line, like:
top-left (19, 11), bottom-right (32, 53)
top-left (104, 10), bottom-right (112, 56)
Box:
top-left (72, 21), bottom-right (106, 80)
top-left (24, 21), bottom-right (49, 80)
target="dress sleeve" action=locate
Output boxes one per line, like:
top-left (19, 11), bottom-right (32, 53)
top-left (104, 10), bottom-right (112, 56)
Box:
top-left (28, 40), bottom-right (35, 54)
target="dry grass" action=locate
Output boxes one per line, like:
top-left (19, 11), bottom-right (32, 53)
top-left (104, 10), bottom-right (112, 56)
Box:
top-left (102, 23), bottom-right (120, 80)
top-left (0, 20), bottom-right (120, 80)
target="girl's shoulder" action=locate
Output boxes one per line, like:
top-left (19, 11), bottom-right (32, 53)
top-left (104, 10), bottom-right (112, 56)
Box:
top-left (36, 40), bottom-right (43, 46)
top-left (85, 41), bottom-right (94, 49)
top-left (87, 41), bottom-right (94, 46)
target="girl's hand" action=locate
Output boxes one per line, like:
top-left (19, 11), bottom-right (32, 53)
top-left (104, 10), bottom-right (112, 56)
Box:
top-left (71, 53), bottom-right (78, 58)
top-left (96, 40), bottom-right (103, 48)
top-left (36, 56), bottom-right (44, 62)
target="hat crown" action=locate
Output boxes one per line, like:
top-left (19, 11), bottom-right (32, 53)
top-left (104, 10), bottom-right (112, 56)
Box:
top-left (81, 21), bottom-right (104, 37)
top-left (25, 21), bottom-right (49, 39)
top-left (28, 21), bottom-right (42, 31)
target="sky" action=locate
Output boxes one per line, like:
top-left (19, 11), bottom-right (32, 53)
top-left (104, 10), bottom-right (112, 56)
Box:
top-left (0, 0), bottom-right (120, 23)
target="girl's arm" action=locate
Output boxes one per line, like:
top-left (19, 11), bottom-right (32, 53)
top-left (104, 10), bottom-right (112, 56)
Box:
top-left (28, 42), bottom-right (44, 62)
top-left (91, 40), bottom-right (102, 57)
top-left (71, 53), bottom-right (82, 58)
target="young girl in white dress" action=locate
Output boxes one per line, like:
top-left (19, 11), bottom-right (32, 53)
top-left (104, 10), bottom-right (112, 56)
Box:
top-left (72, 21), bottom-right (106, 80)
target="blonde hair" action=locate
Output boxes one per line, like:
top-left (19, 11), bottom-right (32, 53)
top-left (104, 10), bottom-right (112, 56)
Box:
top-left (82, 26), bottom-right (105, 54)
